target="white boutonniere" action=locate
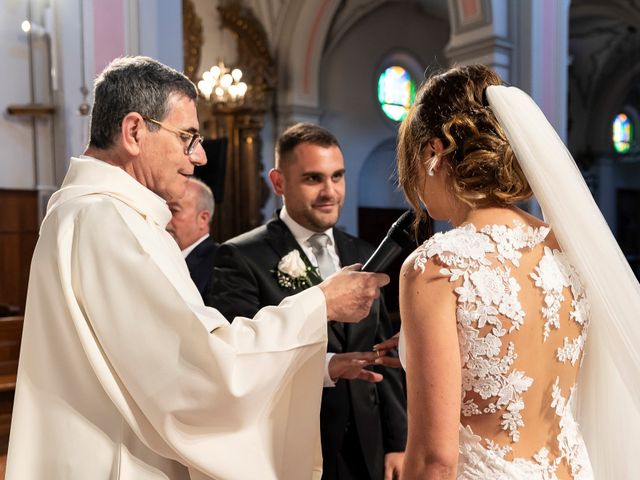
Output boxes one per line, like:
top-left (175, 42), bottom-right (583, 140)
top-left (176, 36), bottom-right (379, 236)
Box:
top-left (276, 249), bottom-right (318, 290)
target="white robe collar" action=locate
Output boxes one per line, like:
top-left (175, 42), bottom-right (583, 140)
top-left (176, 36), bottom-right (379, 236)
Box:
top-left (46, 155), bottom-right (171, 229)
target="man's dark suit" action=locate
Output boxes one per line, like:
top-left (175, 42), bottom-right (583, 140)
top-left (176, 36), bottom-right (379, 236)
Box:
top-left (185, 236), bottom-right (219, 300)
top-left (208, 216), bottom-right (406, 480)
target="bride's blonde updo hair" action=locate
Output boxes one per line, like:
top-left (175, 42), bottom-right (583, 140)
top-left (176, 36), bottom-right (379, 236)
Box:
top-left (397, 64), bottom-right (532, 228)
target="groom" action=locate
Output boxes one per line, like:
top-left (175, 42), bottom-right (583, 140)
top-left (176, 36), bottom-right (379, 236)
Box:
top-left (209, 123), bottom-right (407, 479)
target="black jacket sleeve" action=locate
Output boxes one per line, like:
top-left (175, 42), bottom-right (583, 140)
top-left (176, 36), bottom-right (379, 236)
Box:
top-left (207, 242), bottom-right (262, 321)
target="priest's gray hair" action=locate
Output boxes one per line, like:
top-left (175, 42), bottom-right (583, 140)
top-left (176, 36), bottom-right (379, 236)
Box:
top-left (89, 56), bottom-right (197, 149)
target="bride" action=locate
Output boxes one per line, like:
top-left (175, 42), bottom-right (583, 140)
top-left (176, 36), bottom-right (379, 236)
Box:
top-left (378, 64), bottom-right (640, 479)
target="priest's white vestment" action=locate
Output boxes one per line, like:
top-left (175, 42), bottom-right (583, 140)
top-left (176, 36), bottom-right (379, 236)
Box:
top-left (6, 156), bottom-right (328, 479)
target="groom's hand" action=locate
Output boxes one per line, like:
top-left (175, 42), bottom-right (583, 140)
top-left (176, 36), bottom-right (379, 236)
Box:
top-left (328, 352), bottom-right (384, 383)
top-left (384, 451), bottom-right (404, 480)
top-left (373, 333), bottom-right (402, 369)
top-left (319, 264), bottom-right (389, 323)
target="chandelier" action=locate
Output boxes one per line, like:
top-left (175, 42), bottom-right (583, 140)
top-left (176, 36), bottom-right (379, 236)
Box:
top-left (197, 61), bottom-right (248, 105)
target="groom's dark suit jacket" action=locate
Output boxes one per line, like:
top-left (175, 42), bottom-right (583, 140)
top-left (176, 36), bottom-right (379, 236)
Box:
top-left (208, 216), bottom-right (407, 479)
top-left (185, 236), bottom-right (219, 300)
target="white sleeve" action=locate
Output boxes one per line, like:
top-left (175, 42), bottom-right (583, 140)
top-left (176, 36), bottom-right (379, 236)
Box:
top-left (69, 199), bottom-right (328, 479)
top-left (324, 353), bottom-right (336, 387)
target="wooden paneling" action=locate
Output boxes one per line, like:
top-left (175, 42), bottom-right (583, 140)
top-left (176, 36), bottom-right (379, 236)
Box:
top-left (0, 316), bottom-right (23, 454)
top-left (0, 190), bottom-right (38, 311)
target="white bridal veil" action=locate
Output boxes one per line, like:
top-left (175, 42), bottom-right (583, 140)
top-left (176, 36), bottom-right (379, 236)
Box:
top-left (487, 85), bottom-right (640, 478)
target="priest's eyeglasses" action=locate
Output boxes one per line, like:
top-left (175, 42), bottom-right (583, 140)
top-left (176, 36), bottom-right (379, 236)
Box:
top-left (143, 117), bottom-right (203, 155)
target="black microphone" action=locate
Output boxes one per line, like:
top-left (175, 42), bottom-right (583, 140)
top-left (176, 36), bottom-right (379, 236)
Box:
top-left (362, 210), bottom-right (415, 272)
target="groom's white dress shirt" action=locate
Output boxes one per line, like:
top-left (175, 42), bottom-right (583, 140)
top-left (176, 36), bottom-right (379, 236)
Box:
top-left (280, 207), bottom-right (341, 386)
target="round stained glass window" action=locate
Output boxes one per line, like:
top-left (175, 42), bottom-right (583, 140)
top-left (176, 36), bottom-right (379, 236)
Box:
top-left (377, 66), bottom-right (415, 122)
top-left (613, 113), bottom-right (632, 154)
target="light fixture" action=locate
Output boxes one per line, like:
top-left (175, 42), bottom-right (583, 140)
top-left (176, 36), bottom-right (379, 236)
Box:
top-left (197, 60), bottom-right (248, 106)
top-left (21, 10), bottom-right (58, 92)
top-left (21, 20), bottom-right (46, 37)
top-left (9, 15), bottom-right (56, 112)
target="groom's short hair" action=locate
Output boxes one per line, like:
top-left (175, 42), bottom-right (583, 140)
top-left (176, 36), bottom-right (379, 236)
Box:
top-left (275, 123), bottom-right (340, 168)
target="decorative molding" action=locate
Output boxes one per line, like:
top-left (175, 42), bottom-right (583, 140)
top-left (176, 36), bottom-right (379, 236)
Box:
top-left (457, 0), bottom-right (483, 27)
top-left (450, 0), bottom-right (493, 34)
top-left (182, 0), bottom-right (203, 81)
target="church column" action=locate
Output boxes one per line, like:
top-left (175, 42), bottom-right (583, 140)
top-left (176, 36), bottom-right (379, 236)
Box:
top-left (514, 0), bottom-right (571, 220)
top-left (516, 0), bottom-right (571, 140)
top-left (445, 0), bottom-right (514, 82)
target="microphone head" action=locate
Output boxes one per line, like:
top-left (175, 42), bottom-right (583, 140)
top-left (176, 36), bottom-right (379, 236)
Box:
top-left (387, 210), bottom-right (414, 247)
top-left (361, 210), bottom-right (416, 273)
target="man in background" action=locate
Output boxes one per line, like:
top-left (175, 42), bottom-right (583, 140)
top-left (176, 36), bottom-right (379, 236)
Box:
top-left (210, 123), bottom-right (407, 480)
top-left (167, 177), bottom-right (218, 299)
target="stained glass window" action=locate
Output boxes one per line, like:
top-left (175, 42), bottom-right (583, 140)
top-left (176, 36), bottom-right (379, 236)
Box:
top-left (377, 66), bottom-right (415, 122)
top-left (613, 113), bottom-right (632, 154)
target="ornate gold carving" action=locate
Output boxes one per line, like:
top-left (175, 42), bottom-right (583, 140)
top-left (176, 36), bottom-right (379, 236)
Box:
top-left (182, 0), bottom-right (203, 81)
top-left (189, 0), bottom-right (275, 241)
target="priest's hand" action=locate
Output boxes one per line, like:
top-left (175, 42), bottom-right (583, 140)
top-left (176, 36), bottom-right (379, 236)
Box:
top-left (328, 352), bottom-right (383, 383)
top-left (319, 264), bottom-right (389, 323)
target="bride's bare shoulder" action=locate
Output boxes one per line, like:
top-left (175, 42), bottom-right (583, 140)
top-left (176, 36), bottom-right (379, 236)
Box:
top-left (401, 243), bottom-right (453, 286)
top-left (515, 208), bottom-right (548, 229)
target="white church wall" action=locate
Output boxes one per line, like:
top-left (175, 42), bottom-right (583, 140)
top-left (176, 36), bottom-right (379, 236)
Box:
top-left (357, 139), bottom-right (407, 210)
top-left (319, 2), bottom-right (449, 234)
top-left (0, 0), bottom-right (48, 190)
top-left (0, 0), bottom-right (182, 218)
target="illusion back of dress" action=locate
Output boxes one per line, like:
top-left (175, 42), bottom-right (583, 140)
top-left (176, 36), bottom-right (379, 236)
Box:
top-left (403, 221), bottom-right (593, 479)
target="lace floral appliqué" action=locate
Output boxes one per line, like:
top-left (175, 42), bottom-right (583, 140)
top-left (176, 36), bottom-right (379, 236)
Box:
top-left (531, 247), bottom-right (590, 363)
top-left (414, 221), bottom-right (592, 479)
top-left (415, 222), bottom-right (547, 442)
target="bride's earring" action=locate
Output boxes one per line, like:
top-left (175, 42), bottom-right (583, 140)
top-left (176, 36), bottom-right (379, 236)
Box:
top-left (425, 154), bottom-right (439, 176)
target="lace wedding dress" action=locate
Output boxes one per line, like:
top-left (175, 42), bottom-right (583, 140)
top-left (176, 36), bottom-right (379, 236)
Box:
top-left (399, 220), bottom-right (593, 479)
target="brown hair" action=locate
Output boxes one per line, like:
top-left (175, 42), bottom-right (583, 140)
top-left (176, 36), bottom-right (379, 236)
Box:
top-left (275, 123), bottom-right (340, 168)
top-left (397, 64), bottom-right (532, 230)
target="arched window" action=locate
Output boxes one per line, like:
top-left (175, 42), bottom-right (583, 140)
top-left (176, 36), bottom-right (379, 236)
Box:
top-left (377, 66), bottom-right (415, 122)
top-left (613, 113), bottom-right (632, 154)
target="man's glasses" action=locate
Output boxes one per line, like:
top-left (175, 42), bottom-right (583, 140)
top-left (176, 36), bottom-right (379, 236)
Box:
top-left (143, 116), bottom-right (203, 155)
